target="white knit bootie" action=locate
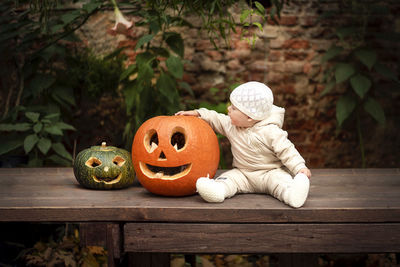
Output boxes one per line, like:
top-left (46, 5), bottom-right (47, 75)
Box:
top-left (196, 177), bottom-right (226, 203)
top-left (285, 173), bottom-right (310, 208)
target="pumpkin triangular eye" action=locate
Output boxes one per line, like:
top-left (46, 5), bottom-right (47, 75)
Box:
top-left (171, 131), bottom-right (185, 151)
top-left (149, 142), bottom-right (158, 153)
top-left (144, 130), bottom-right (159, 153)
top-left (113, 156), bottom-right (126, 166)
top-left (86, 157), bottom-right (102, 168)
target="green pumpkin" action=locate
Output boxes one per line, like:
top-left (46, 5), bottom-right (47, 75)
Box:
top-left (73, 142), bottom-right (135, 189)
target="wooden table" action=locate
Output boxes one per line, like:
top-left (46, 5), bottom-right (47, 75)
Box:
top-left (1, 168), bottom-right (400, 266)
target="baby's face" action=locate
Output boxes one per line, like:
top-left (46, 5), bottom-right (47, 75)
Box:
top-left (227, 105), bottom-right (257, 128)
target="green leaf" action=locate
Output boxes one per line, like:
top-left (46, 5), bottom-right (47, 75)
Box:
top-left (136, 51), bottom-right (154, 64)
top-left (374, 63), bottom-right (399, 82)
top-left (52, 142), bottom-right (73, 161)
top-left (41, 44), bottom-right (66, 62)
top-left (150, 47), bottom-right (169, 58)
top-left (55, 122), bottom-right (76, 131)
top-left (37, 138), bottom-right (51, 155)
top-left (52, 86), bottom-right (76, 106)
top-left (149, 20), bottom-right (160, 35)
top-left (123, 82), bottom-right (139, 113)
top-left (269, 6), bottom-right (279, 24)
top-left (28, 157), bottom-right (43, 167)
top-left (0, 139), bottom-right (24, 156)
top-left (33, 122), bottom-right (43, 133)
top-left (179, 81), bottom-right (194, 97)
top-left (44, 113), bottom-right (60, 121)
top-left (364, 97), bottom-right (385, 124)
top-left (255, 1), bottom-right (266, 15)
top-left (24, 134), bottom-right (39, 154)
top-left (120, 64), bottom-right (137, 81)
top-left (350, 74), bottom-right (372, 98)
top-left (82, 2), bottom-right (100, 13)
top-left (60, 10), bottom-right (81, 25)
top-left (240, 10), bottom-right (251, 23)
top-left (157, 72), bottom-right (177, 103)
top-left (44, 125), bottom-right (63, 136)
top-left (137, 63), bottom-right (154, 84)
top-left (165, 32), bottom-right (184, 57)
top-left (135, 34), bottom-right (154, 50)
top-left (0, 123), bottom-right (31, 132)
top-left (355, 48), bottom-right (377, 70)
top-left (322, 46), bottom-right (343, 62)
top-left (320, 81), bottom-right (336, 96)
top-left (166, 55), bottom-right (183, 79)
top-left (25, 112), bottom-right (40, 123)
top-left (252, 22), bottom-right (263, 32)
top-left (50, 23), bottom-right (64, 34)
top-left (336, 27), bottom-right (357, 40)
top-left (27, 74), bottom-right (56, 96)
top-left (335, 63), bottom-right (355, 83)
top-left (336, 95), bottom-right (356, 126)
top-left (47, 154), bottom-right (72, 167)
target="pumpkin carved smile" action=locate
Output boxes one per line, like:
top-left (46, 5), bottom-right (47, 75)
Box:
top-left (132, 116), bottom-right (220, 196)
top-left (92, 173), bottom-right (122, 184)
top-left (139, 162), bottom-right (192, 180)
top-left (73, 142), bottom-right (135, 190)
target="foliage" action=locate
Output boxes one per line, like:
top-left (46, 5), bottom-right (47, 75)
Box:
top-left (0, 0), bottom-right (286, 163)
top-left (116, 0), bottom-right (189, 144)
top-left (112, 0), bottom-right (285, 147)
top-left (320, 0), bottom-right (399, 167)
top-left (20, 226), bottom-right (107, 267)
top-left (0, 110), bottom-right (75, 166)
top-left (240, 0), bottom-right (283, 46)
top-left (0, 0), bottom-right (103, 166)
top-left (64, 49), bottom-right (125, 98)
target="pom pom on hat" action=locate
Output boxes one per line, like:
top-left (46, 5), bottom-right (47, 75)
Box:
top-left (230, 81), bottom-right (274, 120)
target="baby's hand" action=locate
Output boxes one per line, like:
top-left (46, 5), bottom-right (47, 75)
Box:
top-left (175, 110), bottom-right (200, 117)
top-left (298, 168), bottom-right (311, 179)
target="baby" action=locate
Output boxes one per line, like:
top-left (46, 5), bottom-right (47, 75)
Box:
top-left (176, 81), bottom-right (311, 208)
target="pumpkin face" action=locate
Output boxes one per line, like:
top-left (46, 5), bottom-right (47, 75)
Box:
top-left (73, 142), bottom-right (134, 189)
top-left (132, 116), bottom-right (220, 196)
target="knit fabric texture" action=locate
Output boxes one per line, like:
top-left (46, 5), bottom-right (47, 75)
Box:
top-left (230, 81), bottom-right (274, 120)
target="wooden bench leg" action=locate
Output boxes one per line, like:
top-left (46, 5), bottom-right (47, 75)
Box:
top-left (79, 223), bottom-right (121, 267)
top-left (127, 253), bottom-right (170, 267)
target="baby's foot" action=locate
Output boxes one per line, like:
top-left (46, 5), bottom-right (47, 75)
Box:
top-left (196, 177), bottom-right (226, 203)
top-left (286, 173), bottom-right (310, 208)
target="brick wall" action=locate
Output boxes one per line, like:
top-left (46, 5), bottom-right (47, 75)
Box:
top-left (78, 0), bottom-right (400, 168)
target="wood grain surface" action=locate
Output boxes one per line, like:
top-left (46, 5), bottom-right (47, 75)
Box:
top-left (124, 222), bottom-right (400, 253)
top-left (0, 168), bottom-right (399, 223)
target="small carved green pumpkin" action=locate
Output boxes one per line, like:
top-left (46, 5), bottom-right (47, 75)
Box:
top-left (73, 142), bottom-right (134, 189)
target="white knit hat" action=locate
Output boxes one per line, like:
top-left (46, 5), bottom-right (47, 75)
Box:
top-left (230, 81), bottom-right (274, 120)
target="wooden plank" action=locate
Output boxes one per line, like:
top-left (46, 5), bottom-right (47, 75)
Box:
top-left (79, 223), bottom-right (121, 267)
top-left (124, 223), bottom-right (400, 254)
top-left (2, 206), bottom-right (400, 224)
top-left (0, 168), bottom-right (400, 223)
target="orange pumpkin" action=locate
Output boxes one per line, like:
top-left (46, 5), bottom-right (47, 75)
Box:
top-left (132, 115), bottom-right (220, 196)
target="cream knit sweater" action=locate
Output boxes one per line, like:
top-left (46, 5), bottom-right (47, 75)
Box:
top-left (196, 105), bottom-right (306, 176)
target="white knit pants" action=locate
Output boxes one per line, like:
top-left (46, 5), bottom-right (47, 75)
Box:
top-left (215, 167), bottom-right (295, 203)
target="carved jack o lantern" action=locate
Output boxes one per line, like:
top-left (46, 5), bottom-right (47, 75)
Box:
top-left (73, 142), bottom-right (135, 190)
top-left (132, 116), bottom-right (220, 196)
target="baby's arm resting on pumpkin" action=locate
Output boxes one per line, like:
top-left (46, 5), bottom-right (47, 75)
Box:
top-left (195, 108), bottom-right (231, 136)
top-left (175, 110), bottom-right (200, 117)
